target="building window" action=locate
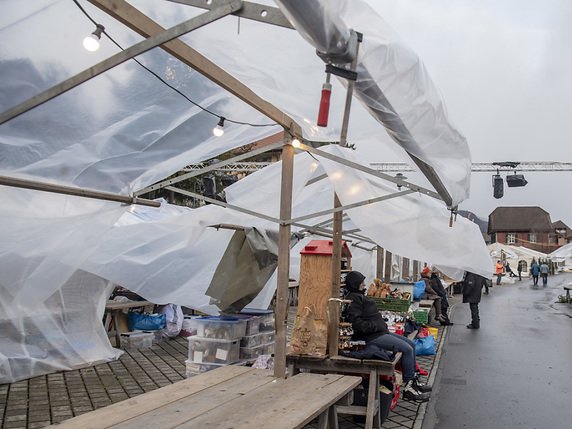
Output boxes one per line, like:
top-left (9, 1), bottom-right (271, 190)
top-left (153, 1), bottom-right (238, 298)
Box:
top-left (528, 233), bottom-right (537, 243)
top-left (507, 233), bottom-right (516, 244)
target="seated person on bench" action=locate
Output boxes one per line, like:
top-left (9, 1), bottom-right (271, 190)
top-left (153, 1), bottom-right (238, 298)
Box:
top-left (342, 271), bottom-right (432, 402)
top-left (421, 266), bottom-right (453, 326)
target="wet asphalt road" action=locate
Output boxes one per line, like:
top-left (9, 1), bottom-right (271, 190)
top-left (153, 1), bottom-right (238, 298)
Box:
top-left (422, 272), bottom-right (572, 429)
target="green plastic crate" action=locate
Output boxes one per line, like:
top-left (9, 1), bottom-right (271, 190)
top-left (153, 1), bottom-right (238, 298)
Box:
top-left (412, 309), bottom-right (429, 324)
top-left (372, 296), bottom-right (411, 313)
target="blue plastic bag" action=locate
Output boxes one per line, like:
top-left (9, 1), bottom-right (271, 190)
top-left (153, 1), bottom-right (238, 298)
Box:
top-left (128, 312), bottom-right (166, 331)
top-left (414, 335), bottom-right (436, 356)
top-left (413, 280), bottom-right (426, 300)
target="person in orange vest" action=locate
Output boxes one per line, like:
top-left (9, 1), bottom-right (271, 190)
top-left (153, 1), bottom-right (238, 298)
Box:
top-left (495, 260), bottom-right (504, 287)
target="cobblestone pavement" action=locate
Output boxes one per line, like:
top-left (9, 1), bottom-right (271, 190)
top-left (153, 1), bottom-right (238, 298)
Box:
top-left (0, 304), bottom-right (450, 429)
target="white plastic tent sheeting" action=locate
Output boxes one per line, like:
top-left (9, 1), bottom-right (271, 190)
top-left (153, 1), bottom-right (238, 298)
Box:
top-left (487, 242), bottom-right (548, 278)
top-left (227, 145), bottom-right (492, 279)
top-left (549, 242), bottom-right (572, 270)
top-left (276, 0), bottom-right (471, 206)
top-left (0, 0), bottom-right (478, 382)
top-left (1, 0), bottom-right (469, 205)
top-left (0, 147), bottom-right (489, 383)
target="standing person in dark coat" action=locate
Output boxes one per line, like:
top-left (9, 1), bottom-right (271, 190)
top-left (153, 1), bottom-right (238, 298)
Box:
top-left (462, 271), bottom-right (488, 329)
top-left (343, 271), bottom-right (431, 402)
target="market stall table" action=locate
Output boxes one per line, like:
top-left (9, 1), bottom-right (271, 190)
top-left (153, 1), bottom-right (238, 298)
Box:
top-left (46, 365), bottom-right (361, 429)
top-left (287, 352), bottom-right (404, 429)
top-left (104, 299), bottom-right (154, 348)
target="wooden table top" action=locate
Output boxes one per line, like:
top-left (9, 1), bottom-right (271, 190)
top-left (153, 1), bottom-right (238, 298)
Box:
top-left (48, 365), bottom-right (360, 429)
top-left (105, 300), bottom-right (153, 311)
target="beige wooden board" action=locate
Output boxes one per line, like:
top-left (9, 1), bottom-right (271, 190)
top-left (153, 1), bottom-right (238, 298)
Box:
top-left (290, 255), bottom-right (331, 355)
top-left (298, 255), bottom-right (332, 320)
top-left (175, 373), bottom-right (362, 429)
top-left (108, 368), bottom-right (275, 429)
top-left (46, 365), bottom-right (255, 429)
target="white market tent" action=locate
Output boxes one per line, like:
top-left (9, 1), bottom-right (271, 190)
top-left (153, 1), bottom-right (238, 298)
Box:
top-left (488, 242), bottom-right (548, 278)
top-left (0, 0), bottom-right (492, 383)
top-left (549, 242), bottom-right (572, 271)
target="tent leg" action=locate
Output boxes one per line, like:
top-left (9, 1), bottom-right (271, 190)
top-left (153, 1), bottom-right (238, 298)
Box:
top-left (274, 139), bottom-right (294, 378)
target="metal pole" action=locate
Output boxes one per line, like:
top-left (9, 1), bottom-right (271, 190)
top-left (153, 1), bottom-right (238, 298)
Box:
top-left (0, 175), bottom-right (160, 207)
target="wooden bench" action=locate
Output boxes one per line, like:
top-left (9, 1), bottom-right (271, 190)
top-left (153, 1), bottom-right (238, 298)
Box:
top-left (47, 365), bottom-right (361, 429)
top-left (287, 351), bottom-right (403, 429)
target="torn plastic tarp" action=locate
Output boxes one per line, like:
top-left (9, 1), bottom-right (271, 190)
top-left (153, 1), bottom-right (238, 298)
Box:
top-left (276, 0), bottom-right (471, 207)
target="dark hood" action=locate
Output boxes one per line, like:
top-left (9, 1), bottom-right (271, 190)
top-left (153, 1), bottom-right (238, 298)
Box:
top-left (344, 271), bottom-right (365, 292)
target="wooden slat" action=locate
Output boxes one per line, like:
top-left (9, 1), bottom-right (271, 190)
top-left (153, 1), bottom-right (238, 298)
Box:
top-left (46, 366), bottom-right (256, 429)
top-left (108, 368), bottom-right (276, 429)
top-left (176, 373), bottom-right (361, 429)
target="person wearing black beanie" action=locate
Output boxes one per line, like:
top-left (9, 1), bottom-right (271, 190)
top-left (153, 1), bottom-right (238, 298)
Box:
top-left (343, 271), bottom-right (432, 402)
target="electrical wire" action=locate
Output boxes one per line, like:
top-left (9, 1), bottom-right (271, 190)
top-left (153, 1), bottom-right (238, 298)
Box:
top-left (71, 0), bottom-right (277, 128)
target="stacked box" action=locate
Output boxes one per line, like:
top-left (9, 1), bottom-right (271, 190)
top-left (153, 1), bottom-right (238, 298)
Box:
top-left (188, 336), bottom-right (240, 364)
top-left (185, 360), bottom-right (225, 377)
top-left (372, 296), bottom-right (411, 313)
top-left (239, 332), bottom-right (276, 361)
top-left (240, 333), bottom-right (264, 348)
top-left (187, 316), bottom-right (247, 340)
top-left (120, 331), bottom-right (154, 351)
top-left (240, 309), bottom-right (275, 332)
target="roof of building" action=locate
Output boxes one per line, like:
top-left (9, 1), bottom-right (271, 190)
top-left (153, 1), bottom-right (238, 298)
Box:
top-left (488, 206), bottom-right (553, 233)
top-left (552, 220), bottom-right (569, 230)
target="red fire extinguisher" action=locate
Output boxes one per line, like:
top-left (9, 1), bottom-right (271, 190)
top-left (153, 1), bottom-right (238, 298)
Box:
top-left (317, 74), bottom-right (332, 127)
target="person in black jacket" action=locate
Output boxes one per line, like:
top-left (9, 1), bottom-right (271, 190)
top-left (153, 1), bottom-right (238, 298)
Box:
top-left (462, 271), bottom-right (488, 329)
top-left (343, 271), bottom-right (431, 402)
top-left (421, 266), bottom-right (453, 326)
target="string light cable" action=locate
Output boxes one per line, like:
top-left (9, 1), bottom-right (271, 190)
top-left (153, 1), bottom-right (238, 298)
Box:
top-left (70, 0), bottom-right (277, 130)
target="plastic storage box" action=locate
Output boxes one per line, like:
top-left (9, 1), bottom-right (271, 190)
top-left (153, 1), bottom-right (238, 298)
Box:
top-left (120, 331), bottom-right (154, 351)
top-left (240, 309), bottom-right (275, 332)
top-left (188, 336), bottom-right (240, 364)
top-left (239, 344), bottom-right (266, 360)
top-left (185, 360), bottom-right (225, 378)
top-left (240, 333), bottom-right (264, 348)
top-left (187, 316), bottom-right (247, 340)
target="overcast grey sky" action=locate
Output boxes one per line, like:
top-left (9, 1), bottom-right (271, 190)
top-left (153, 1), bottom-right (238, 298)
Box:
top-left (365, 0), bottom-right (572, 227)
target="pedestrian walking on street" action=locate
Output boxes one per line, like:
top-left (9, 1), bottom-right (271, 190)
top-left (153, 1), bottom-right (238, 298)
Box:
top-left (462, 271), bottom-right (488, 329)
top-left (495, 260), bottom-right (504, 285)
top-left (540, 261), bottom-right (549, 287)
top-left (530, 260), bottom-right (540, 286)
top-left (517, 260), bottom-right (525, 281)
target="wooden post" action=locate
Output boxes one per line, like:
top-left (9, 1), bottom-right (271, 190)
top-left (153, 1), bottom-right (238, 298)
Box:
top-left (376, 246), bottom-right (384, 279)
top-left (328, 194), bottom-right (343, 357)
top-left (274, 140), bottom-right (294, 378)
top-left (384, 251), bottom-right (392, 282)
top-left (402, 258), bottom-right (410, 281)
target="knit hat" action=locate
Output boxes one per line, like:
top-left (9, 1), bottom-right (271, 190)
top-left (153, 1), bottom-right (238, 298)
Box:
top-left (421, 266), bottom-right (431, 277)
top-left (344, 271), bottom-right (365, 292)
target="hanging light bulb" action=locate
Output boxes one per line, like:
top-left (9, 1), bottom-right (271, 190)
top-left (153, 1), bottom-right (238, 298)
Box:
top-left (291, 137), bottom-right (301, 148)
top-left (83, 24), bottom-right (105, 52)
top-left (213, 117), bottom-right (225, 137)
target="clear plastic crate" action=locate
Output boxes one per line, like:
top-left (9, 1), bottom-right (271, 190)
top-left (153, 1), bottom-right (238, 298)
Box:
top-left (240, 333), bottom-right (264, 348)
top-left (239, 344), bottom-right (266, 361)
top-left (240, 309), bottom-right (275, 332)
top-left (260, 331), bottom-right (275, 344)
top-left (188, 336), bottom-right (240, 364)
top-left (184, 360), bottom-right (225, 378)
top-left (120, 331), bottom-right (154, 351)
top-left (188, 316), bottom-right (247, 340)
